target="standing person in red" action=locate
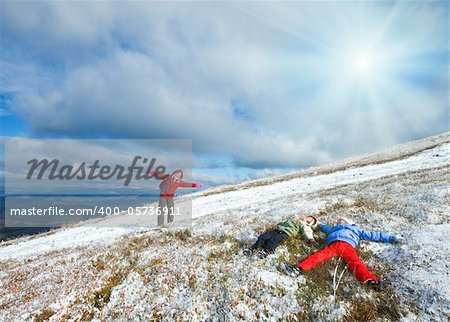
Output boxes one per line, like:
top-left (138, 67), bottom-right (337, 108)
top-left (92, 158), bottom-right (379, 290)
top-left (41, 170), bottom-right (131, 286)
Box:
top-left (149, 169), bottom-right (202, 226)
top-left (279, 217), bottom-right (403, 290)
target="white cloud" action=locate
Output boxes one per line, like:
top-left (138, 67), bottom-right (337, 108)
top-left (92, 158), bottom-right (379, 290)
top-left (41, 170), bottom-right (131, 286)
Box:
top-left (12, 49), bottom-right (333, 168)
top-left (3, 138), bottom-right (193, 194)
top-left (2, 1), bottom-right (448, 169)
top-left (247, 168), bottom-right (286, 180)
top-left (0, 108), bottom-right (11, 117)
top-left (192, 172), bottom-right (242, 187)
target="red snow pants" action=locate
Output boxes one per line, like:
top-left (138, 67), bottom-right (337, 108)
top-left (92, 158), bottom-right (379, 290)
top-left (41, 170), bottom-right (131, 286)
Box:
top-left (295, 241), bottom-right (378, 283)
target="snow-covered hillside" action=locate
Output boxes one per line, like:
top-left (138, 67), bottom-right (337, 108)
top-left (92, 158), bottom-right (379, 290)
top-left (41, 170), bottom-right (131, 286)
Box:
top-left (1, 132), bottom-right (449, 321)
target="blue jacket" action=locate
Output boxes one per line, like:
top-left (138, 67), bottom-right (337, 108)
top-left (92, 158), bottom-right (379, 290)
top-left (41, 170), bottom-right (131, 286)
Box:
top-left (319, 223), bottom-right (396, 248)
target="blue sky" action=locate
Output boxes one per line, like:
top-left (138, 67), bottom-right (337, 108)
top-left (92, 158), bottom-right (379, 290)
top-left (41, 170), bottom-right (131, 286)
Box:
top-left (0, 1), bottom-right (449, 186)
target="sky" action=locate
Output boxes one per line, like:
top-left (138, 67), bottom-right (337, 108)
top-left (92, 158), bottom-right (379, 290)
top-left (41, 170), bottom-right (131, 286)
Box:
top-left (0, 1), bottom-right (449, 187)
top-left (3, 138), bottom-right (193, 194)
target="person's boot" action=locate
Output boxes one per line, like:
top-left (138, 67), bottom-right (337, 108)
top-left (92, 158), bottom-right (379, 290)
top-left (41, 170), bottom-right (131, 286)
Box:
top-left (278, 263), bottom-right (303, 277)
top-left (366, 280), bottom-right (381, 291)
top-left (242, 248), bottom-right (254, 257)
top-left (257, 249), bottom-right (273, 259)
top-left (157, 214), bottom-right (165, 227)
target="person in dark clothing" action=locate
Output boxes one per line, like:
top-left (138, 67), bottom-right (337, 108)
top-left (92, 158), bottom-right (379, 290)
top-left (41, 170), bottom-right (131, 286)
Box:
top-left (245, 215), bottom-right (318, 258)
top-left (252, 230), bottom-right (290, 253)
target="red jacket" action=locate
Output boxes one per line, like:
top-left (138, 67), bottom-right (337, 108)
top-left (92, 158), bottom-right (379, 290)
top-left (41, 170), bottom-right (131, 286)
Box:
top-left (150, 169), bottom-right (199, 197)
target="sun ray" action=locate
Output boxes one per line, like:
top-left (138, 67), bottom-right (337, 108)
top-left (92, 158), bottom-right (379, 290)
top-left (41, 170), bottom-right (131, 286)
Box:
top-left (229, 2), bottom-right (343, 56)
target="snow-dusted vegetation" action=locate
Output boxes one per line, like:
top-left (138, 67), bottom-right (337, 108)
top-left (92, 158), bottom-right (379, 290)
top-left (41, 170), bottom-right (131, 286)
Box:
top-left (1, 133), bottom-right (449, 321)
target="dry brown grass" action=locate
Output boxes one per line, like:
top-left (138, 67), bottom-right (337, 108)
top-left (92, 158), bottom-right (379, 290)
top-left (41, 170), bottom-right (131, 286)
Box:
top-left (33, 307), bottom-right (55, 322)
top-left (276, 234), bottom-right (403, 320)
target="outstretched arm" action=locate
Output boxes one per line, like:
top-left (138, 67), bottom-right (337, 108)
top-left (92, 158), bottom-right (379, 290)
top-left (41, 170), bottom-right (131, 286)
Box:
top-left (360, 229), bottom-right (396, 243)
top-left (319, 223), bottom-right (332, 234)
top-left (179, 181), bottom-right (203, 188)
top-left (148, 169), bottom-right (170, 180)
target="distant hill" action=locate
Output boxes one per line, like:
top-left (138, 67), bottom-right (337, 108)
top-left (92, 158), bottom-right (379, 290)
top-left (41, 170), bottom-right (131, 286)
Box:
top-left (1, 132), bottom-right (449, 321)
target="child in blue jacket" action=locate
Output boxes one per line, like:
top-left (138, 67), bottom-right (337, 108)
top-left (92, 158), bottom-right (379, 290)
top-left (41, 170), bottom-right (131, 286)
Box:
top-left (281, 217), bottom-right (402, 289)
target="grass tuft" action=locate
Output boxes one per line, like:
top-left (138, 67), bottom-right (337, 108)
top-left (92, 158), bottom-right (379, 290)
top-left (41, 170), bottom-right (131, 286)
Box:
top-left (174, 228), bottom-right (192, 241)
top-left (92, 273), bottom-right (123, 309)
top-left (33, 307), bottom-right (55, 322)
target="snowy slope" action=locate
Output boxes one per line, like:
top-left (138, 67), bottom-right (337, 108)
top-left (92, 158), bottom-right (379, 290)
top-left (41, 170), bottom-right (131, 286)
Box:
top-left (0, 132), bottom-right (449, 321)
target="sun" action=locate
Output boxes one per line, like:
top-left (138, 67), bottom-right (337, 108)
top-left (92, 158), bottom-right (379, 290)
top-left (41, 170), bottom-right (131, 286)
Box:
top-left (338, 49), bottom-right (382, 82)
top-left (349, 52), bottom-right (377, 79)
top-left (354, 55), bottom-right (371, 72)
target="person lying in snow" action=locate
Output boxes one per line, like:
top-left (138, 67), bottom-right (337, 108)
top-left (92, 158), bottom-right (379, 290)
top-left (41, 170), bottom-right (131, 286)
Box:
top-left (279, 217), bottom-right (403, 290)
top-left (149, 169), bottom-right (202, 226)
top-left (244, 215), bottom-right (319, 258)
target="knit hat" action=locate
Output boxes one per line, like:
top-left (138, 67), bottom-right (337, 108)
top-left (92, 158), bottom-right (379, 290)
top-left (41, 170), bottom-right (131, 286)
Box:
top-left (304, 215), bottom-right (318, 228)
top-left (339, 217), bottom-right (356, 225)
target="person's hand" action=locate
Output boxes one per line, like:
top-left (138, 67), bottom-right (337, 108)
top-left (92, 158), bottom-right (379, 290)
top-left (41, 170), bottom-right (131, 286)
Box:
top-left (195, 183), bottom-right (203, 188)
top-left (392, 236), bottom-right (405, 244)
